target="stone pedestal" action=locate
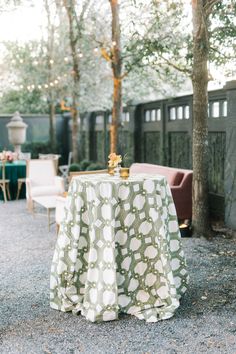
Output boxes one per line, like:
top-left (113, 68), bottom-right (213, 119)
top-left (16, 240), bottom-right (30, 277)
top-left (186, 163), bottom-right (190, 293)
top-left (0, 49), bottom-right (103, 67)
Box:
top-left (6, 112), bottom-right (28, 154)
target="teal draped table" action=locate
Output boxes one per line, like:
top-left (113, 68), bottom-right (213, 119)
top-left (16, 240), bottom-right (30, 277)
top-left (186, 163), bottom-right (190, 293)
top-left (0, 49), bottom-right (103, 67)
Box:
top-left (50, 173), bottom-right (189, 323)
top-left (0, 160), bottom-right (26, 200)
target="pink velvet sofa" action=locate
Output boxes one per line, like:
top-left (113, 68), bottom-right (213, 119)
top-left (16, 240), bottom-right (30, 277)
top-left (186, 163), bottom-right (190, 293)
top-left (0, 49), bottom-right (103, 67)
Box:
top-left (130, 163), bottom-right (193, 220)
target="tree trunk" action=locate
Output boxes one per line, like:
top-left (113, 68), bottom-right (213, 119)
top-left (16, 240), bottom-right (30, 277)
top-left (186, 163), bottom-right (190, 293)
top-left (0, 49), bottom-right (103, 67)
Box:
top-left (109, 0), bottom-right (122, 154)
top-left (49, 92), bottom-right (56, 150)
top-left (63, 0), bottom-right (80, 163)
top-left (44, 0), bottom-right (56, 150)
top-left (70, 41), bottom-right (80, 164)
top-left (191, 0), bottom-right (211, 237)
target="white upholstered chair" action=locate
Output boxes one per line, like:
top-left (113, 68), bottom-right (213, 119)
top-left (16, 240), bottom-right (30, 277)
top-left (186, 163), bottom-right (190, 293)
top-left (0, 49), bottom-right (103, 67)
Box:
top-left (39, 154), bottom-right (61, 173)
top-left (26, 159), bottom-right (65, 211)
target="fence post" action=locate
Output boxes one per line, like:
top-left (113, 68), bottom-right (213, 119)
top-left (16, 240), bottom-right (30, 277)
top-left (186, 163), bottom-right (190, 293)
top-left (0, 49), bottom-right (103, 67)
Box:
top-left (224, 80), bottom-right (236, 230)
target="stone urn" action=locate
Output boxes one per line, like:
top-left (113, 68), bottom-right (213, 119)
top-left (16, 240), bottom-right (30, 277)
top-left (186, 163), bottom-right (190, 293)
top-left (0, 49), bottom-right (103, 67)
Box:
top-left (6, 112), bottom-right (28, 154)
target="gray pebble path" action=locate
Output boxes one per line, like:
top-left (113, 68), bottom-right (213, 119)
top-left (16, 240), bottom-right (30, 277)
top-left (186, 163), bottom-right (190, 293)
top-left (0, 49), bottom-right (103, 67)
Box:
top-left (0, 200), bottom-right (236, 354)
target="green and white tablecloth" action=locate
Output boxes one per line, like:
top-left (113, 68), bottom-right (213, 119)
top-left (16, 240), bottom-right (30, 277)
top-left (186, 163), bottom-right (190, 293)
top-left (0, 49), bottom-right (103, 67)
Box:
top-left (50, 173), bottom-right (188, 322)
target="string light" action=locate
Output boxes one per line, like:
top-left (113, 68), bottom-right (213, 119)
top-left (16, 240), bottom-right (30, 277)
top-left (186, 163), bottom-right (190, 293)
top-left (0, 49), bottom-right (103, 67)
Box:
top-left (7, 41), bottom-right (116, 93)
top-left (10, 41), bottom-right (116, 67)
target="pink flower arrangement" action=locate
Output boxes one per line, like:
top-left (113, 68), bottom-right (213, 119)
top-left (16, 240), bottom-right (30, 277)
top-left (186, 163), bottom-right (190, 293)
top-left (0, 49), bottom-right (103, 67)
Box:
top-left (0, 150), bottom-right (17, 162)
top-left (108, 152), bottom-right (122, 168)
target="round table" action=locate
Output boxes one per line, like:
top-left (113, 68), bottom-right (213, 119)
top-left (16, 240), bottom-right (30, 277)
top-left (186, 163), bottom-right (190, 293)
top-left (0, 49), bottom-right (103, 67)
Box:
top-left (50, 173), bottom-right (189, 323)
top-left (0, 160), bottom-right (26, 201)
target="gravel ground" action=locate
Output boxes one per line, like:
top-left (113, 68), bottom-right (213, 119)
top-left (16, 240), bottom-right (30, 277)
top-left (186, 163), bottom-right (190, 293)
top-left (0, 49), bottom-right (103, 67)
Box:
top-left (0, 200), bottom-right (236, 354)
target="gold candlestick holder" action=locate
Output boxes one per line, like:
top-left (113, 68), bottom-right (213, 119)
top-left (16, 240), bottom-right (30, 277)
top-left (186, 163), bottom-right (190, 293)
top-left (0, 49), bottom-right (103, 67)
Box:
top-left (120, 167), bottom-right (130, 179)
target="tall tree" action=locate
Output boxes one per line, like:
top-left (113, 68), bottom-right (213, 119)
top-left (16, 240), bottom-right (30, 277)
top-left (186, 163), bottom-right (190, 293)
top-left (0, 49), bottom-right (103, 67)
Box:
top-left (44, 0), bottom-right (57, 149)
top-left (191, 0), bottom-right (236, 237)
top-left (62, 0), bottom-right (92, 163)
top-left (109, 0), bottom-right (122, 154)
top-left (191, 0), bottom-right (211, 237)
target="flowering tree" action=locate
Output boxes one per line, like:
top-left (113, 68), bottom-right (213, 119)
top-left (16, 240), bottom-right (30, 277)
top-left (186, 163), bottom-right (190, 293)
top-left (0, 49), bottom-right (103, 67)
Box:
top-left (61, 0), bottom-right (95, 163)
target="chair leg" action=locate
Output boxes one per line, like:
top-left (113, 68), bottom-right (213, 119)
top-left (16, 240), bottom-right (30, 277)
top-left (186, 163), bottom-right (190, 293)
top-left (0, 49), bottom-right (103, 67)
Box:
top-left (56, 223), bottom-right (60, 235)
top-left (27, 198), bottom-right (34, 212)
top-left (2, 185), bottom-right (7, 202)
top-left (16, 181), bottom-right (22, 200)
top-left (6, 183), bottom-right (11, 200)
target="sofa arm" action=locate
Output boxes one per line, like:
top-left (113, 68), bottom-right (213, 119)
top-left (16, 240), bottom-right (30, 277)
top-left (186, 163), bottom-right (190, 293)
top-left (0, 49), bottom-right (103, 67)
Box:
top-left (54, 176), bottom-right (65, 194)
top-left (170, 173), bottom-right (192, 220)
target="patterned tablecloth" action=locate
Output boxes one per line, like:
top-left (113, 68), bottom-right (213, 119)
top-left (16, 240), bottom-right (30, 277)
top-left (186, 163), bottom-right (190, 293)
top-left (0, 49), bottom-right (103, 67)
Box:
top-left (50, 173), bottom-right (189, 322)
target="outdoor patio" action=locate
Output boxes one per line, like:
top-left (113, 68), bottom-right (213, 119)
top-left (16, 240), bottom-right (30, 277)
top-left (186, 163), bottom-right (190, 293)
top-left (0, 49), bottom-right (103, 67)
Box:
top-left (1, 200), bottom-right (236, 354)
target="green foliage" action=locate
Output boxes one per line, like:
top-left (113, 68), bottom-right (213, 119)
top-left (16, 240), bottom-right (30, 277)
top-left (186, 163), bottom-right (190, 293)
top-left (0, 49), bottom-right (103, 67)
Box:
top-left (121, 154), bottom-right (133, 168)
top-left (86, 162), bottom-right (106, 171)
top-left (69, 160), bottom-right (105, 172)
top-left (22, 141), bottom-right (58, 158)
top-left (69, 163), bottom-right (81, 172)
top-left (79, 159), bottom-right (93, 171)
top-left (0, 89), bottom-right (48, 114)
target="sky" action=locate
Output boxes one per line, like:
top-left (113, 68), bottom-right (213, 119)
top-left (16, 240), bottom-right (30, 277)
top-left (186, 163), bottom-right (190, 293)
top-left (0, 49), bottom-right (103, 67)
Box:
top-left (0, 2), bottom-right (44, 42)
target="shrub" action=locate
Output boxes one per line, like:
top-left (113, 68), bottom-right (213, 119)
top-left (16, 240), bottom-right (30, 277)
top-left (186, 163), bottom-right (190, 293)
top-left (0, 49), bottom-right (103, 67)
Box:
top-left (22, 141), bottom-right (57, 159)
top-left (69, 163), bottom-right (81, 172)
top-left (86, 162), bottom-right (106, 171)
top-left (79, 159), bottom-right (93, 171)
